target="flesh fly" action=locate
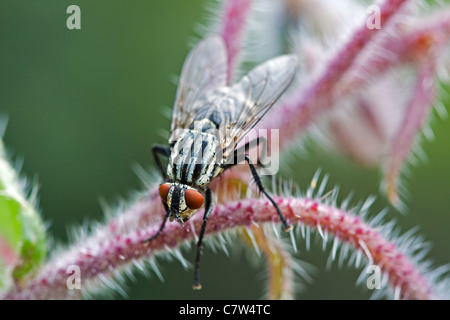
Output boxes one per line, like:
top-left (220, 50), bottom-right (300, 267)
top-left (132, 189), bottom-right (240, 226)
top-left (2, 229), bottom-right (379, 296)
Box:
top-left (145, 36), bottom-right (297, 289)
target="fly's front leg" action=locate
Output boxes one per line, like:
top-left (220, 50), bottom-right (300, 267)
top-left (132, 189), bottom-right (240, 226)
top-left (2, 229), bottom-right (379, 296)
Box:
top-left (144, 145), bottom-right (172, 243)
top-left (245, 154), bottom-right (292, 232)
top-left (192, 188), bottom-right (214, 290)
top-left (143, 202), bottom-right (171, 243)
top-left (152, 144), bottom-right (171, 180)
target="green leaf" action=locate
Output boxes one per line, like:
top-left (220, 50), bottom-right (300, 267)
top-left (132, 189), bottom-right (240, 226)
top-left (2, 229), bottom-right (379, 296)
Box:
top-left (0, 139), bottom-right (47, 293)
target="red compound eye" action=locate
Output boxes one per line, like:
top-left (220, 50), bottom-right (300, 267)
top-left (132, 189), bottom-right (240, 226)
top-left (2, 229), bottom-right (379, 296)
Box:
top-left (159, 183), bottom-right (171, 203)
top-left (185, 189), bottom-right (204, 210)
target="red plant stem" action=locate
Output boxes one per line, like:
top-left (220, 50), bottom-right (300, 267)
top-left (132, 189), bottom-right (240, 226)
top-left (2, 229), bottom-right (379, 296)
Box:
top-left (384, 46), bottom-right (440, 204)
top-left (5, 189), bottom-right (435, 300)
top-left (219, 0), bottom-right (253, 84)
top-left (339, 11), bottom-right (450, 99)
top-left (257, 0), bottom-right (411, 148)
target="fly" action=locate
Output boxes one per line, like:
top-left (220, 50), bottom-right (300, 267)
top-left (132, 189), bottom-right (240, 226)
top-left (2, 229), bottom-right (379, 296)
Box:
top-left (144, 36), bottom-right (298, 289)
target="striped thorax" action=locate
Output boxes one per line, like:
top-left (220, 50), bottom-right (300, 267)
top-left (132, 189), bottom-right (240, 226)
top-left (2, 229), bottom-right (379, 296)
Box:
top-left (167, 119), bottom-right (224, 188)
top-left (162, 119), bottom-right (224, 225)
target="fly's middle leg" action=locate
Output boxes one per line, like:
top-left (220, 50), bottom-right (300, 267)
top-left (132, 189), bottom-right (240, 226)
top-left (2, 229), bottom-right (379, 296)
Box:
top-left (152, 144), bottom-right (171, 180)
top-left (245, 154), bottom-right (292, 232)
top-left (221, 136), bottom-right (268, 170)
top-left (220, 138), bottom-right (291, 231)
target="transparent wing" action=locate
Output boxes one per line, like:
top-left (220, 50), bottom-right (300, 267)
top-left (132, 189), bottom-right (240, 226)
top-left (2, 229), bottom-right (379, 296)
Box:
top-left (220, 54), bottom-right (298, 156)
top-left (169, 36), bottom-right (227, 141)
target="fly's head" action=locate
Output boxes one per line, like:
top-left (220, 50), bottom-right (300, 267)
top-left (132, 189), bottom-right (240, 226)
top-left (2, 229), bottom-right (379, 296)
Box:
top-left (159, 182), bottom-right (204, 226)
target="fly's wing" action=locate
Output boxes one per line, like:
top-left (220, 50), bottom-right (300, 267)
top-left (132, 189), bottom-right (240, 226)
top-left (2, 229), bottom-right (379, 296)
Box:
top-left (220, 55), bottom-right (298, 157)
top-left (169, 36), bottom-right (227, 143)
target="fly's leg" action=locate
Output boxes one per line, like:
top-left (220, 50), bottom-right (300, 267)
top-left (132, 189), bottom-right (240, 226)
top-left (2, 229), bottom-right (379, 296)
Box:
top-left (221, 136), bottom-right (268, 171)
top-left (143, 202), bottom-right (171, 243)
top-left (220, 139), bottom-right (289, 230)
top-left (253, 136), bottom-right (269, 168)
top-left (192, 187), bottom-right (214, 290)
top-left (245, 154), bottom-right (292, 232)
top-left (152, 144), bottom-right (171, 179)
top-left (142, 144), bottom-right (172, 243)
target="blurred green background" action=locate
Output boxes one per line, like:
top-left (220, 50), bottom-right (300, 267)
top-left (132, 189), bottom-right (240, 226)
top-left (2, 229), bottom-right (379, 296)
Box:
top-left (0, 1), bottom-right (449, 299)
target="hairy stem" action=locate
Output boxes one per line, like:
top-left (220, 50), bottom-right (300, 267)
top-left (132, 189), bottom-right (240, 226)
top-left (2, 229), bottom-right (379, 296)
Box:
top-left (4, 183), bottom-right (438, 299)
top-left (219, 0), bottom-right (253, 84)
top-left (257, 0), bottom-right (411, 148)
top-left (339, 10), bottom-right (450, 100)
top-left (383, 46), bottom-right (440, 205)
top-left (244, 225), bottom-right (294, 300)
